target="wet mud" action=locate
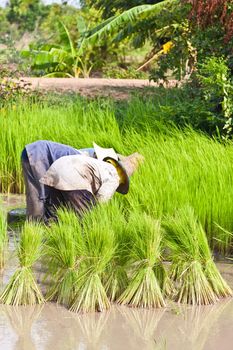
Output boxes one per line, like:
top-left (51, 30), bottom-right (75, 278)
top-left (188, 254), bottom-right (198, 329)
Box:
top-left (1, 195), bottom-right (233, 350)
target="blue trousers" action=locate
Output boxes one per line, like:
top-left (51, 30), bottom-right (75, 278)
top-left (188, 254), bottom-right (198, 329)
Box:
top-left (21, 149), bottom-right (96, 222)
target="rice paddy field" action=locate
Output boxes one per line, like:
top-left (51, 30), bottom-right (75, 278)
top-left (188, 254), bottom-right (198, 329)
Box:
top-left (1, 94), bottom-right (233, 348)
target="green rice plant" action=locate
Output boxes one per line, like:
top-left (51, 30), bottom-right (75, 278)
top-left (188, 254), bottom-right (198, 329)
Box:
top-left (44, 208), bottom-right (84, 306)
top-left (2, 97), bottom-right (233, 251)
top-left (101, 200), bottom-right (129, 302)
top-left (164, 206), bottom-right (232, 305)
top-left (0, 98), bottom-right (123, 193)
top-left (0, 209), bottom-right (7, 270)
top-left (0, 222), bottom-right (44, 306)
top-left (69, 206), bottom-right (116, 313)
top-left (124, 127), bottom-right (233, 251)
top-left (118, 212), bottom-right (167, 308)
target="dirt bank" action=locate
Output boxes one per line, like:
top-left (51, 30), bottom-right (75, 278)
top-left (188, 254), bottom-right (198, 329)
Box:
top-left (18, 77), bottom-right (179, 100)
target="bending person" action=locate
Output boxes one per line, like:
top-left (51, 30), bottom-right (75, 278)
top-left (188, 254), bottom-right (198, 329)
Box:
top-left (38, 143), bottom-right (143, 221)
top-left (21, 140), bottom-right (95, 221)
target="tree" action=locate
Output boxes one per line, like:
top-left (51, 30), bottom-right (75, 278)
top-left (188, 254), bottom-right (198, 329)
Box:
top-left (80, 1), bottom-right (193, 80)
top-left (6, 0), bottom-right (48, 32)
top-left (184, 0), bottom-right (233, 43)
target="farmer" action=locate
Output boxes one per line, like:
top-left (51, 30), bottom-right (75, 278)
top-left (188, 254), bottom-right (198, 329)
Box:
top-left (21, 140), bottom-right (143, 222)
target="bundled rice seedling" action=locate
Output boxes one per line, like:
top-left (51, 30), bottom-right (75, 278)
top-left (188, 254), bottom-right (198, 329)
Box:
top-left (0, 222), bottom-right (44, 306)
top-left (70, 206), bottom-right (116, 313)
top-left (164, 206), bottom-right (232, 305)
top-left (0, 209), bottom-right (7, 270)
top-left (101, 201), bottom-right (129, 302)
top-left (44, 208), bottom-right (84, 306)
top-left (118, 212), bottom-right (167, 308)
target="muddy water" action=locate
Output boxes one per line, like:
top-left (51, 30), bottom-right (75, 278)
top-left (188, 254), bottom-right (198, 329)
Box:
top-left (0, 194), bottom-right (26, 209)
top-left (1, 195), bottom-right (233, 350)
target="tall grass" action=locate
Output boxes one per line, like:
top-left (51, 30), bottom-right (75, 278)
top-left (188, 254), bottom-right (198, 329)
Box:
top-left (1, 98), bottom-right (233, 248)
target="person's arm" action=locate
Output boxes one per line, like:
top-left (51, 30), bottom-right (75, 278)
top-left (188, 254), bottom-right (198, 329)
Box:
top-left (96, 176), bottom-right (119, 203)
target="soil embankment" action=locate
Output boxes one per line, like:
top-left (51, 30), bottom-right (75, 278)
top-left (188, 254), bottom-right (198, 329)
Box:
top-left (19, 77), bottom-right (178, 99)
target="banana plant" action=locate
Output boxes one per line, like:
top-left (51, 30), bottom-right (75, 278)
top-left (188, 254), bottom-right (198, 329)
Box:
top-left (21, 18), bottom-right (93, 78)
top-left (79, 0), bottom-right (180, 53)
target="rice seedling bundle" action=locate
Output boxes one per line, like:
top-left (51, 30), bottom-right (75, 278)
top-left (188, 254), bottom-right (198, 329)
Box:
top-left (101, 201), bottom-right (129, 302)
top-left (45, 208), bottom-right (84, 306)
top-left (0, 222), bottom-right (44, 306)
top-left (164, 206), bottom-right (232, 305)
top-left (70, 206), bottom-right (116, 313)
top-left (0, 209), bottom-right (7, 270)
top-left (118, 212), bottom-right (167, 308)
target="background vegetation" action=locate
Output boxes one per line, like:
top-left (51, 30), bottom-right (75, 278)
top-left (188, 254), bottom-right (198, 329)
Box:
top-left (0, 0), bottom-right (232, 136)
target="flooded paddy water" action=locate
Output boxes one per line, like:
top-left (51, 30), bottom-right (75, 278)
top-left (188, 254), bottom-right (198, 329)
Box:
top-left (1, 195), bottom-right (233, 350)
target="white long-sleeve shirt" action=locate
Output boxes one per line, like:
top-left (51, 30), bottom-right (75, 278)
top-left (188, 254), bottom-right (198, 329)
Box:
top-left (39, 154), bottom-right (120, 203)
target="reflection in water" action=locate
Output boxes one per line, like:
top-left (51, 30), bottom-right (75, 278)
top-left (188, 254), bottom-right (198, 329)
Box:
top-left (2, 304), bottom-right (43, 350)
top-left (119, 306), bottom-right (166, 349)
top-left (158, 299), bottom-right (232, 350)
top-left (34, 303), bottom-right (110, 350)
top-left (73, 310), bottom-right (110, 348)
top-left (0, 294), bottom-right (232, 349)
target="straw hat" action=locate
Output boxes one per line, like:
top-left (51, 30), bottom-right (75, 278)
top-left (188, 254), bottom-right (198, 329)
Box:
top-left (93, 143), bottom-right (144, 194)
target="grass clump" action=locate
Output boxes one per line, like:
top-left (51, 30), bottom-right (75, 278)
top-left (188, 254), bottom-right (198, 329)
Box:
top-left (164, 206), bottom-right (232, 305)
top-left (70, 206), bottom-right (115, 313)
top-left (0, 209), bottom-right (7, 270)
top-left (118, 212), bottom-right (167, 308)
top-left (0, 222), bottom-right (44, 306)
top-left (45, 209), bottom-right (84, 306)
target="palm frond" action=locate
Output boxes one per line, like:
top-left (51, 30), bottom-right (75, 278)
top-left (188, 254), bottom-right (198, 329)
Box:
top-left (80, 0), bottom-right (178, 52)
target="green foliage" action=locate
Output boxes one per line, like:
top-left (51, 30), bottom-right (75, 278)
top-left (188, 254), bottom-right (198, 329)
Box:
top-left (6, 0), bottom-right (48, 32)
top-left (21, 21), bottom-right (94, 77)
top-left (80, 0), bottom-right (197, 80)
top-left (197, 57), bottom-right (233, 137)
top-left (82, 0), bottom-right (163, 18)
top-left (81, 1), bottom-right (178, 51)
top-left (0, 77), bottom-right (34, 105)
